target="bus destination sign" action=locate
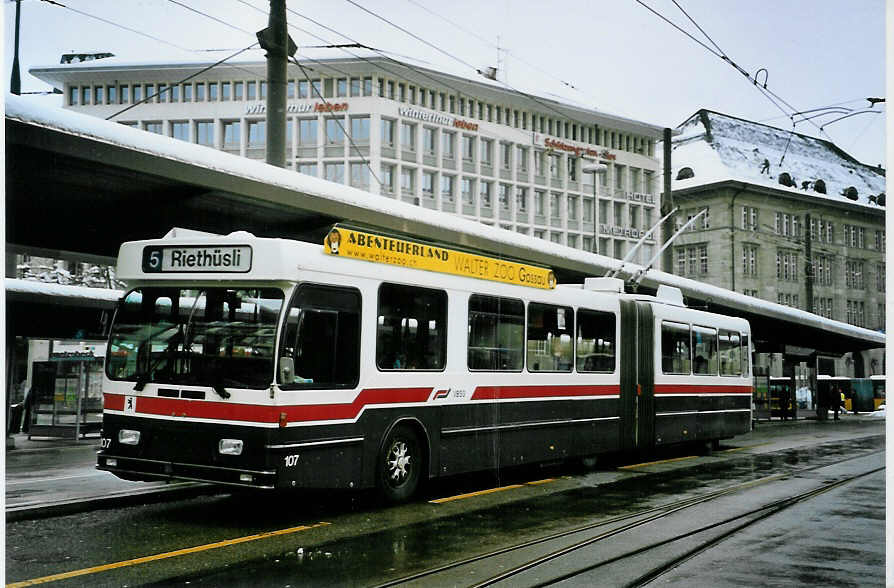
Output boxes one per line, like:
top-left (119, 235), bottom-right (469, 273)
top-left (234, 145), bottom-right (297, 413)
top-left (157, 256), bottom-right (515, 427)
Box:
top-left (142, 245), bottom-right (253, 273)
top-left (324, 227), bottom-right (555, 289)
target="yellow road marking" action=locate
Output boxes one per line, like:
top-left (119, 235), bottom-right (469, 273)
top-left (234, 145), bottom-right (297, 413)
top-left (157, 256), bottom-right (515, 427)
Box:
top-left (619, 455), bottom-right (697, 470)
top-left (525, 478), bottom-right (556, 486)
top-left (429, 484), bottom-right (524, 504)
top-left (7, 522), bottom-right (330, 588)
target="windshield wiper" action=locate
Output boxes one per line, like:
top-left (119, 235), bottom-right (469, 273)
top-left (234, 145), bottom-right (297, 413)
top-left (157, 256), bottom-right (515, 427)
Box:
top-left (211, 372), bottom-right (231, 399)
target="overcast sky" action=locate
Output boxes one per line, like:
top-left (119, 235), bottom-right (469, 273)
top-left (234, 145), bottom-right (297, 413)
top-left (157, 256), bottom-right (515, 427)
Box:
top-left (4, 0), bottom-right (887, 166)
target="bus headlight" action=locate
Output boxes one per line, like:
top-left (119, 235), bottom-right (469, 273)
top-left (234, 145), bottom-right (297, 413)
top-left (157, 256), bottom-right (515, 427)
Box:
top-left (219, 439), bottom-right (244, 455)
top-left (118, 429), bottom-right (141, 445)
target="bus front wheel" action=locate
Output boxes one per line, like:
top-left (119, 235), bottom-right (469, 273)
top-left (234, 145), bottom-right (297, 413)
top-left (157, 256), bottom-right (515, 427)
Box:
top-left (377, 425), bottom-right (422, 503)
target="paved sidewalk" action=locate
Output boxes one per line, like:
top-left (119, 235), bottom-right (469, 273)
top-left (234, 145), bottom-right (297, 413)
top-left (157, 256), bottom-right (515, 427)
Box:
top-left (5, 432), bottom-right (210, 521)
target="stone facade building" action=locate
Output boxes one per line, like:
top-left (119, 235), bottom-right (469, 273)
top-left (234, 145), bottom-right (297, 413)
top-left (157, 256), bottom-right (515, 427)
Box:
top-left (670, 110), bottom-right (885, 376)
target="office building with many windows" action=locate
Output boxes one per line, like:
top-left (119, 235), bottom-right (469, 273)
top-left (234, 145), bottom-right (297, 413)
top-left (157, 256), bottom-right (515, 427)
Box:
top-left (31, 52), bottom-right (665, 264)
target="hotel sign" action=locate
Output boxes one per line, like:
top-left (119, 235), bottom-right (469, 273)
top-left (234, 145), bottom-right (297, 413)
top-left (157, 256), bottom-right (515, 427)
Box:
top-left (398, 106), bottom-right (479, 132)
top-left (599, 224), bottom-right (653, 240)
top-left (245, 102), bottom-right (349, 115)
top-left (324, 226), bottom-right (555, 289)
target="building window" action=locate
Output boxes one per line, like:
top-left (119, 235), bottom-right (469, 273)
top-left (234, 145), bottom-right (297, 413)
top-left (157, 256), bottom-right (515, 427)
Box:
top-left (422, 171), bottom-right (435, 197)
top-left (336, 78), bottom-right (347, 97)
top-left (500, 143), bottom-right (511, 170)
top-left (549, 154), bottom-right (560, 179)
top-left (381, 163), bottom-right (395, 194)
top-left (442, 131), bottom-right (455, 159)
top-left (195, 82), bottom-right (205, 101)
top-left (382, 118), bottom-right (396, 148)
top-left (845, 259), bottom-right (865, 289)
top-left (462, 178), bottom-right (473, 204)
top-left (400, 122), bottom-right (416, 151)
top-left (180, 83), bottom-right (190, 102)
top-left (516, 146), bottom-right (527, 172)
top-left (349, 116), bottom-right (369, 144)
top-left (742, 244), bottom-right (757, 276)
top-left (260, 81), bottom-right (267, 99)
top-left (206, 82), bottom-right (217, 101)
top-left (143, 121), bottom-right (162, 135)
top-left (350, 163), bottom-right (369, 191)
top-left (480, 139), bottom-right (493, 166)
top-left (550, 193), bottom-right (561, 220)
top-left (68, 86), bottom-right (78, 105)
top-left (423, 127), bottom-right (436, 155)
top-left (232, 81), bottom-right (243, 100)
top-left (222, 121), bottom-right (241, 148)
top-left (875, 230), bottom-right (886, 251)
top-left (462, 135), bottom-right (475, 161)
top-left (567, 156), bottom-right (577, 181)
top-left (877, 263), bottom-right (886, 292)
top-left (516, 187), bottom-right (528, 212)
top-left (195, 120), bottom-right (214, 146)
top-left (776, 250), bottom-right (799, 281)
top-left (221, 81), bottom-right (231, 101)
top-left (298, 118), bottom-right (318, 145)
top-left (499, 184), bottom-right (510, 210)
top-left (583, 198), bottom-right (593, 222)
top-left (741, 206), bottom-right (758, 231)
top-left (326, 117), bottom-right (345, 145)
top-left (401, 167), bottom-right (415, 195)
top-left (480, 181), bottom-right (492, 208)
top-left (107, 85), bottom-right (118, 104)
top-left (535, 190), bottom-right (545, 216)
top-left (171, 121), bottom-right (189, 141)
top-left (325, 162), bottom-right (345, 184)
top-left (298, 163), bottom-right (318, 177)
top-left (247, 120), bottom-right (265, 147)
top-left (568, 196), bottom-right (578, 221)
top-left (441, 175), bottom-right (455, 202)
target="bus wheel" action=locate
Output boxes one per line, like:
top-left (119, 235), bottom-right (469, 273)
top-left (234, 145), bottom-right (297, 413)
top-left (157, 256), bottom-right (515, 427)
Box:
top-left (378, 425), bottom-right (422, 503)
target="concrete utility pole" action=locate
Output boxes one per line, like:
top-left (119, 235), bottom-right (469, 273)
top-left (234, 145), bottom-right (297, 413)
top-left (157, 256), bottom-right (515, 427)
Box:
top-left (804, 213), bottom-right (814, 313)
top-left (11, 0), bottom-right (22, 96)
top-left (261, 0), bottom-right (288, 167)
top-left (660, 128), bottom-right (674, 273)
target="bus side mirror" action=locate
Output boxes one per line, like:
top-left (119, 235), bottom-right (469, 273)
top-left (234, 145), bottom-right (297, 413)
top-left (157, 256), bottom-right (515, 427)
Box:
top-left (279, 357), bottom-right (294, 384)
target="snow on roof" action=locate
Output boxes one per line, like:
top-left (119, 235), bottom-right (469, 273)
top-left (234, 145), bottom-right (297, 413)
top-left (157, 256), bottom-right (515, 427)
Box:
top-left (6, 278), bottom-right (122, 306)
top-left (671, 110), bottom-right (886, 210)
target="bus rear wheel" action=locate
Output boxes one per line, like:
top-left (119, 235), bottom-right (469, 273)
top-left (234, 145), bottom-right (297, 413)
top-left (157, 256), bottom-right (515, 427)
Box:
top-left (378, 425), bottom-right (422, 503)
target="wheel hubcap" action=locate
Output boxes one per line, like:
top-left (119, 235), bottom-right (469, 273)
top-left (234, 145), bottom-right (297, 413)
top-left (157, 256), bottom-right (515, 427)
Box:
top-left (387, 440), bottom-right (411, 485)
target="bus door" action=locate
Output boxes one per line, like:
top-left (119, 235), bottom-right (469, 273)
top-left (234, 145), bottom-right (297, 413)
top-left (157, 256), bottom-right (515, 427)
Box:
top-left (619, 300), bottom-right (655, 452)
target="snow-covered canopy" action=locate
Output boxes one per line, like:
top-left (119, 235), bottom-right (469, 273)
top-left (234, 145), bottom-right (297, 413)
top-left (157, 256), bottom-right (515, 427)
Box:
top-left (672, 110), bottom-right (885, 209)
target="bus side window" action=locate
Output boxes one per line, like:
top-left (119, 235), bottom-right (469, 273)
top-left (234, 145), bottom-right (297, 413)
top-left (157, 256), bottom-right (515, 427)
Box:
top-left (376, 283), bottom-right (447, 371)
top-left (692, 325), bottom-right (718, 375)
top-left (661, 321), bottom-right (691, 374)
top-left (279, 285), bottom-right (361, 388)
top-left (719, 329), bottom-right (742, 376)
top-left (527, 302), bottom-right (574, 372)
top-left (576, 309), bottom-right (616, 373)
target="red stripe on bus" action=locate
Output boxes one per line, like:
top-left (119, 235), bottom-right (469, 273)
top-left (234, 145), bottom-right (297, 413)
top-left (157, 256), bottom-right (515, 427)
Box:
top-left (103, 387), bottom-right (433, 424)
top-left (654, 384), bottom-right (752, 395)
top-left (472, 385), bottom-right (620, 400)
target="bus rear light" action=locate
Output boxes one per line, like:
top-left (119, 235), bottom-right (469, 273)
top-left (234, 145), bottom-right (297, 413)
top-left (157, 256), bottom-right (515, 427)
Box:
top-left (279, 412), bottom-right (288, 428)
top-left (118, 430), bottom-right (141, 445)
top-left (219, 439), bottom-right (244, 455)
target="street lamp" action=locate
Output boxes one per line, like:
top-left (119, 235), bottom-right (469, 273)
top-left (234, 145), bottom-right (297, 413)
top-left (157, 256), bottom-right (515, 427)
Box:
top-left (582, 162), bottom-right (608, 255)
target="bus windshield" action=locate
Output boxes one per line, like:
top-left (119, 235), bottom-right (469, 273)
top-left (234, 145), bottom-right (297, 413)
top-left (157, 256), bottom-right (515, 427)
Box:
top-left (106, 287), bottom-right (285, 392)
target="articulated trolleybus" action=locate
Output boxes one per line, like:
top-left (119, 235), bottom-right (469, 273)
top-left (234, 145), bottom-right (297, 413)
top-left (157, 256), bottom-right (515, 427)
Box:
top-left (98, 226), bottom-right (752, 502)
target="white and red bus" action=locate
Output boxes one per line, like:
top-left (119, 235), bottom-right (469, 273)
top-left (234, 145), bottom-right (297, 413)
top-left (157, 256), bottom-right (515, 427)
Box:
top-left (98, 226), bottom-right (752, 502)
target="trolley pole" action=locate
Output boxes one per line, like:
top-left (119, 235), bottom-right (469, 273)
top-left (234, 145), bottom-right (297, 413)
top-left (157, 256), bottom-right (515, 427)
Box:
top-left (660, 128), bottom-right (674, 274)
top-left (262, 0), bottom-right (288, 168)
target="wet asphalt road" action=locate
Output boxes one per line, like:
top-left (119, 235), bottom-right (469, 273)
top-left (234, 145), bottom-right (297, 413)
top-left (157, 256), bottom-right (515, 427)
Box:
top-left (5, 418), bottom-right (886, 587)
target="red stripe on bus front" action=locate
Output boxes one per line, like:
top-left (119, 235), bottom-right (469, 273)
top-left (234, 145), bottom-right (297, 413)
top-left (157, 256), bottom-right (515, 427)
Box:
top-left (654, 384), bottom-right (752, 395)
top-left (472, 385), bottom-right (620, 400)
top-left (103, 387), bottom-right (433, 424)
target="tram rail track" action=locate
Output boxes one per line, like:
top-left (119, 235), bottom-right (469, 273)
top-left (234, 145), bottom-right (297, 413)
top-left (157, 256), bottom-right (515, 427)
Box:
top-left (376, 449), bottom-right (884, 588)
